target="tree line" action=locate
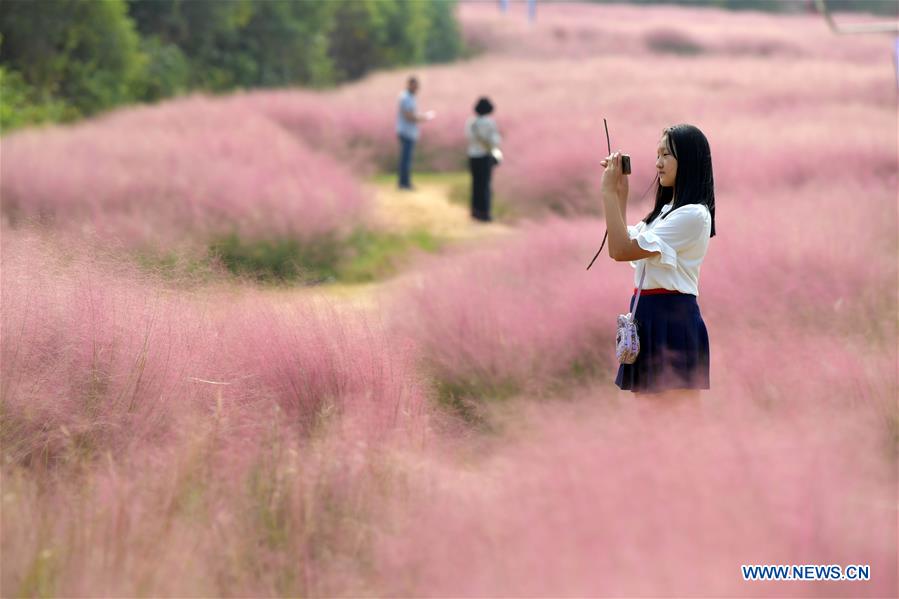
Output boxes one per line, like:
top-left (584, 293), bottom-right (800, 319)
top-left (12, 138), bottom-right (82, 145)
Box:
top-left (585, 0), bottom-right (896, 16)
top-left (0, 0), bottom-right (462, 131)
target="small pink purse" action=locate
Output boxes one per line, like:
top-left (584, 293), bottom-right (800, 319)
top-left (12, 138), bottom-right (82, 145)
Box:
top-left (585, 234), bottom-right (647, 364)
top-left (615, 266), bottom-right (646, 365)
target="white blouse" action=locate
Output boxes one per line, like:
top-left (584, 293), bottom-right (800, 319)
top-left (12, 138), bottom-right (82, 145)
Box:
top-left (627, 202), bottom-right (712, 297)
top-left (465, 116), bottom-right (501, 158)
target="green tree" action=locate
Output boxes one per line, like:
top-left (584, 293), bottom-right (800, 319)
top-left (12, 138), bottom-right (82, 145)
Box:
top-left (425, 0), bottom-right (462, 63)
top-left (326, 0), bottom-right (390, 82)
top-left (128, 0), bottom-right (338, 90)
top-left (1, 0), bottom-right (464, 129)
top-left (0, 65), bottom-right (73, 131)
top-left (133, 35), bottom-right (190, 102)
top-left (239, 0), bottom-right (336, 87)
top-left (378, 0), bottom-right (431, 67)
top-left (326, 0), bottom-right (461, 83)
top-left (0, 0), bottom-right (144, 116)
top-left (127, 0), bottom-right (254, 90)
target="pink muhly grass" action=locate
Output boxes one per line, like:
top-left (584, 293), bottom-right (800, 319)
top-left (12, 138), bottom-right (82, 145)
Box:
top-left (217, 297), bottom-right (428, 442)
top-left (238, 1), bottom-right (892, 219)
top-left (1, 231), bottom-right (428, 471)
top-left (2, 232), bottom-right (432, 596)
top-left (2, 3), bottom-right (896, 595)
top-left (373, 390), bottom-right (896, 597)
top-left (2, 391), bottom-right (423, 597)
top-left (231, 82), bottom-right (471, 174)
top-left (390, 218), bottom-right (628, 396)
top-left (6, 0), bottom-right (889, 234)
top-left (458, 2), bottom-right (889, 63)
top-left (391, 162), bottom-right (895, 407)
top-left (697, 178), bottom-right (896, 335)
top-left (1, 233), bottom-right (212, 467)
top-left (0, 96), bottom-right (370, 251)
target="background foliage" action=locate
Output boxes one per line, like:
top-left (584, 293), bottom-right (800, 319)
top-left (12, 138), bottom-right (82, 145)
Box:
top-left (0, 0), bottom-right (462, 130)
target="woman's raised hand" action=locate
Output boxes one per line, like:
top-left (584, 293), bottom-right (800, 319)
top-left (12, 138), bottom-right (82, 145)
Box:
top-left (601, 151), bottom-right (629, 202)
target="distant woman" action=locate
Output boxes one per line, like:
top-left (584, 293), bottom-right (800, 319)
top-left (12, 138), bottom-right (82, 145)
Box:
top-left (600, 124), bottom-right (715, 398)
top-left (465, 97), bottom-right (501, 222)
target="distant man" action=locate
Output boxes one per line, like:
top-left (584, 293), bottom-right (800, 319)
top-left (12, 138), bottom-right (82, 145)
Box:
top-left (396, 76), bottom-right (435, 190)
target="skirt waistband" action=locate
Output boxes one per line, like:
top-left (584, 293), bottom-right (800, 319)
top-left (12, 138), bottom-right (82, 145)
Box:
top-left (634, 287), bottom-right (685, 296)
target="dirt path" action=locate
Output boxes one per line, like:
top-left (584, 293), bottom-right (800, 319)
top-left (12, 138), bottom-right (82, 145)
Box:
top-left (269, 176), bottom-right (513, 311)
top-left (371, 177), bottom-right (511, 241)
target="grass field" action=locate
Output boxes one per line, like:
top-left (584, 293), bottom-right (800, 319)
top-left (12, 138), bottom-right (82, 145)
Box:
top-left (2, 2), bottom-right (896, 596)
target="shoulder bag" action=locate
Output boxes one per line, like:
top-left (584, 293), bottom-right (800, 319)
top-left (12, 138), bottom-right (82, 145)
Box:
top-left (616, 264), bottom-right (646, 365)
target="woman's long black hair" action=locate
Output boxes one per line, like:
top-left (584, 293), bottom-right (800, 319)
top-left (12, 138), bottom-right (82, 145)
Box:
top-left (641, 124), bottom-right (716, 238)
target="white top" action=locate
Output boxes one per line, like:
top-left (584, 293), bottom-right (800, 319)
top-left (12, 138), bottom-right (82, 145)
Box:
top-left (465, 116), bottom-right (501, 158)
top-left (396, 90), bottom-right (419, 140)
top-left (627, 202), bottom-right (712, 297)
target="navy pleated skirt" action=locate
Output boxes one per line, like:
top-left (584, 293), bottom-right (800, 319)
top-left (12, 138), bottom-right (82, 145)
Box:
top-left (615, 292), bottom-right (710, 393)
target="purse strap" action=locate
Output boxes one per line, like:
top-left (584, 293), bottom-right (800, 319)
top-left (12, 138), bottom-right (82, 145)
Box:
top-left (472, 117), bottom-right (494, 152)
top-left (631, 263), bottom-right (647, 316)
top-left (586, 233), bottom-right (648, 314)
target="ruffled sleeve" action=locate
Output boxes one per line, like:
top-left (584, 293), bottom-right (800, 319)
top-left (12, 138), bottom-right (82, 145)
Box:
top-left (627, 221), bottom-right (645, 238)
top-left (628, 204), bottom-right (710, 269)
top-left (627, 221), bottom-right (648, 269)
top-left (632, 227), bottom-right (678, 268)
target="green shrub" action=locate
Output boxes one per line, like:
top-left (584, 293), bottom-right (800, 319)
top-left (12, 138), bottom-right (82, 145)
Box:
top-left (208, 228), bottom-right (442, 284)
top-left (0, 66), bottom-right (74, 132)
top-left (209, 233), bottom-right (342, 283)
top-left (133, 36), bottom-right (190, 102)
top-left (340, 228), bottom-right (440, 283)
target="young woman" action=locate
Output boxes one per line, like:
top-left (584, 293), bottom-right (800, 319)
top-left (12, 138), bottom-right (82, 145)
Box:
top-left (600, 124), bottom-right (716, 397)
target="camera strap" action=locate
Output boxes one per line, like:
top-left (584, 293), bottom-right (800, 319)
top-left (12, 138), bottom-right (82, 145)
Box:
top-left (588, 119), bottom-right (614, 271)
top-left (585, 232), bottom-right (607, 270)
top-left (588, 118), bottom-right (649, 271)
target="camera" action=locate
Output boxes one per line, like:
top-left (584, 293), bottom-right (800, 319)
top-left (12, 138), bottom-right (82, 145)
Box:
top-left (602, 119), bottom-right (630, 174)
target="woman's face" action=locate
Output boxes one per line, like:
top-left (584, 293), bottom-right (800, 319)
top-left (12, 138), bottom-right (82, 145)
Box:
top-left (656, 135), bottom-right (677, 188)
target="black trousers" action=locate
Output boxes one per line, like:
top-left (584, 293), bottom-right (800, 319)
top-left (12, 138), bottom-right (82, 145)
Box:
top-left (469, 155), bottom-right (493, 221)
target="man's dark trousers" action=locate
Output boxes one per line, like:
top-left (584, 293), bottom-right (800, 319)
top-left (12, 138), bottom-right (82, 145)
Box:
top-left (398, 135), bottom-right (415, 189)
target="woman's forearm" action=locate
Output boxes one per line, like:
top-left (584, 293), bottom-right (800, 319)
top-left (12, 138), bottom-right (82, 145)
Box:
top-left (602, 192), bottom-right (659, 262)
top-left (599, 152), bottom-right (657, 263)
top-left (602, 193), bottom-right (631, 260)
top-left (617, 194), bottom-right (627, 225)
